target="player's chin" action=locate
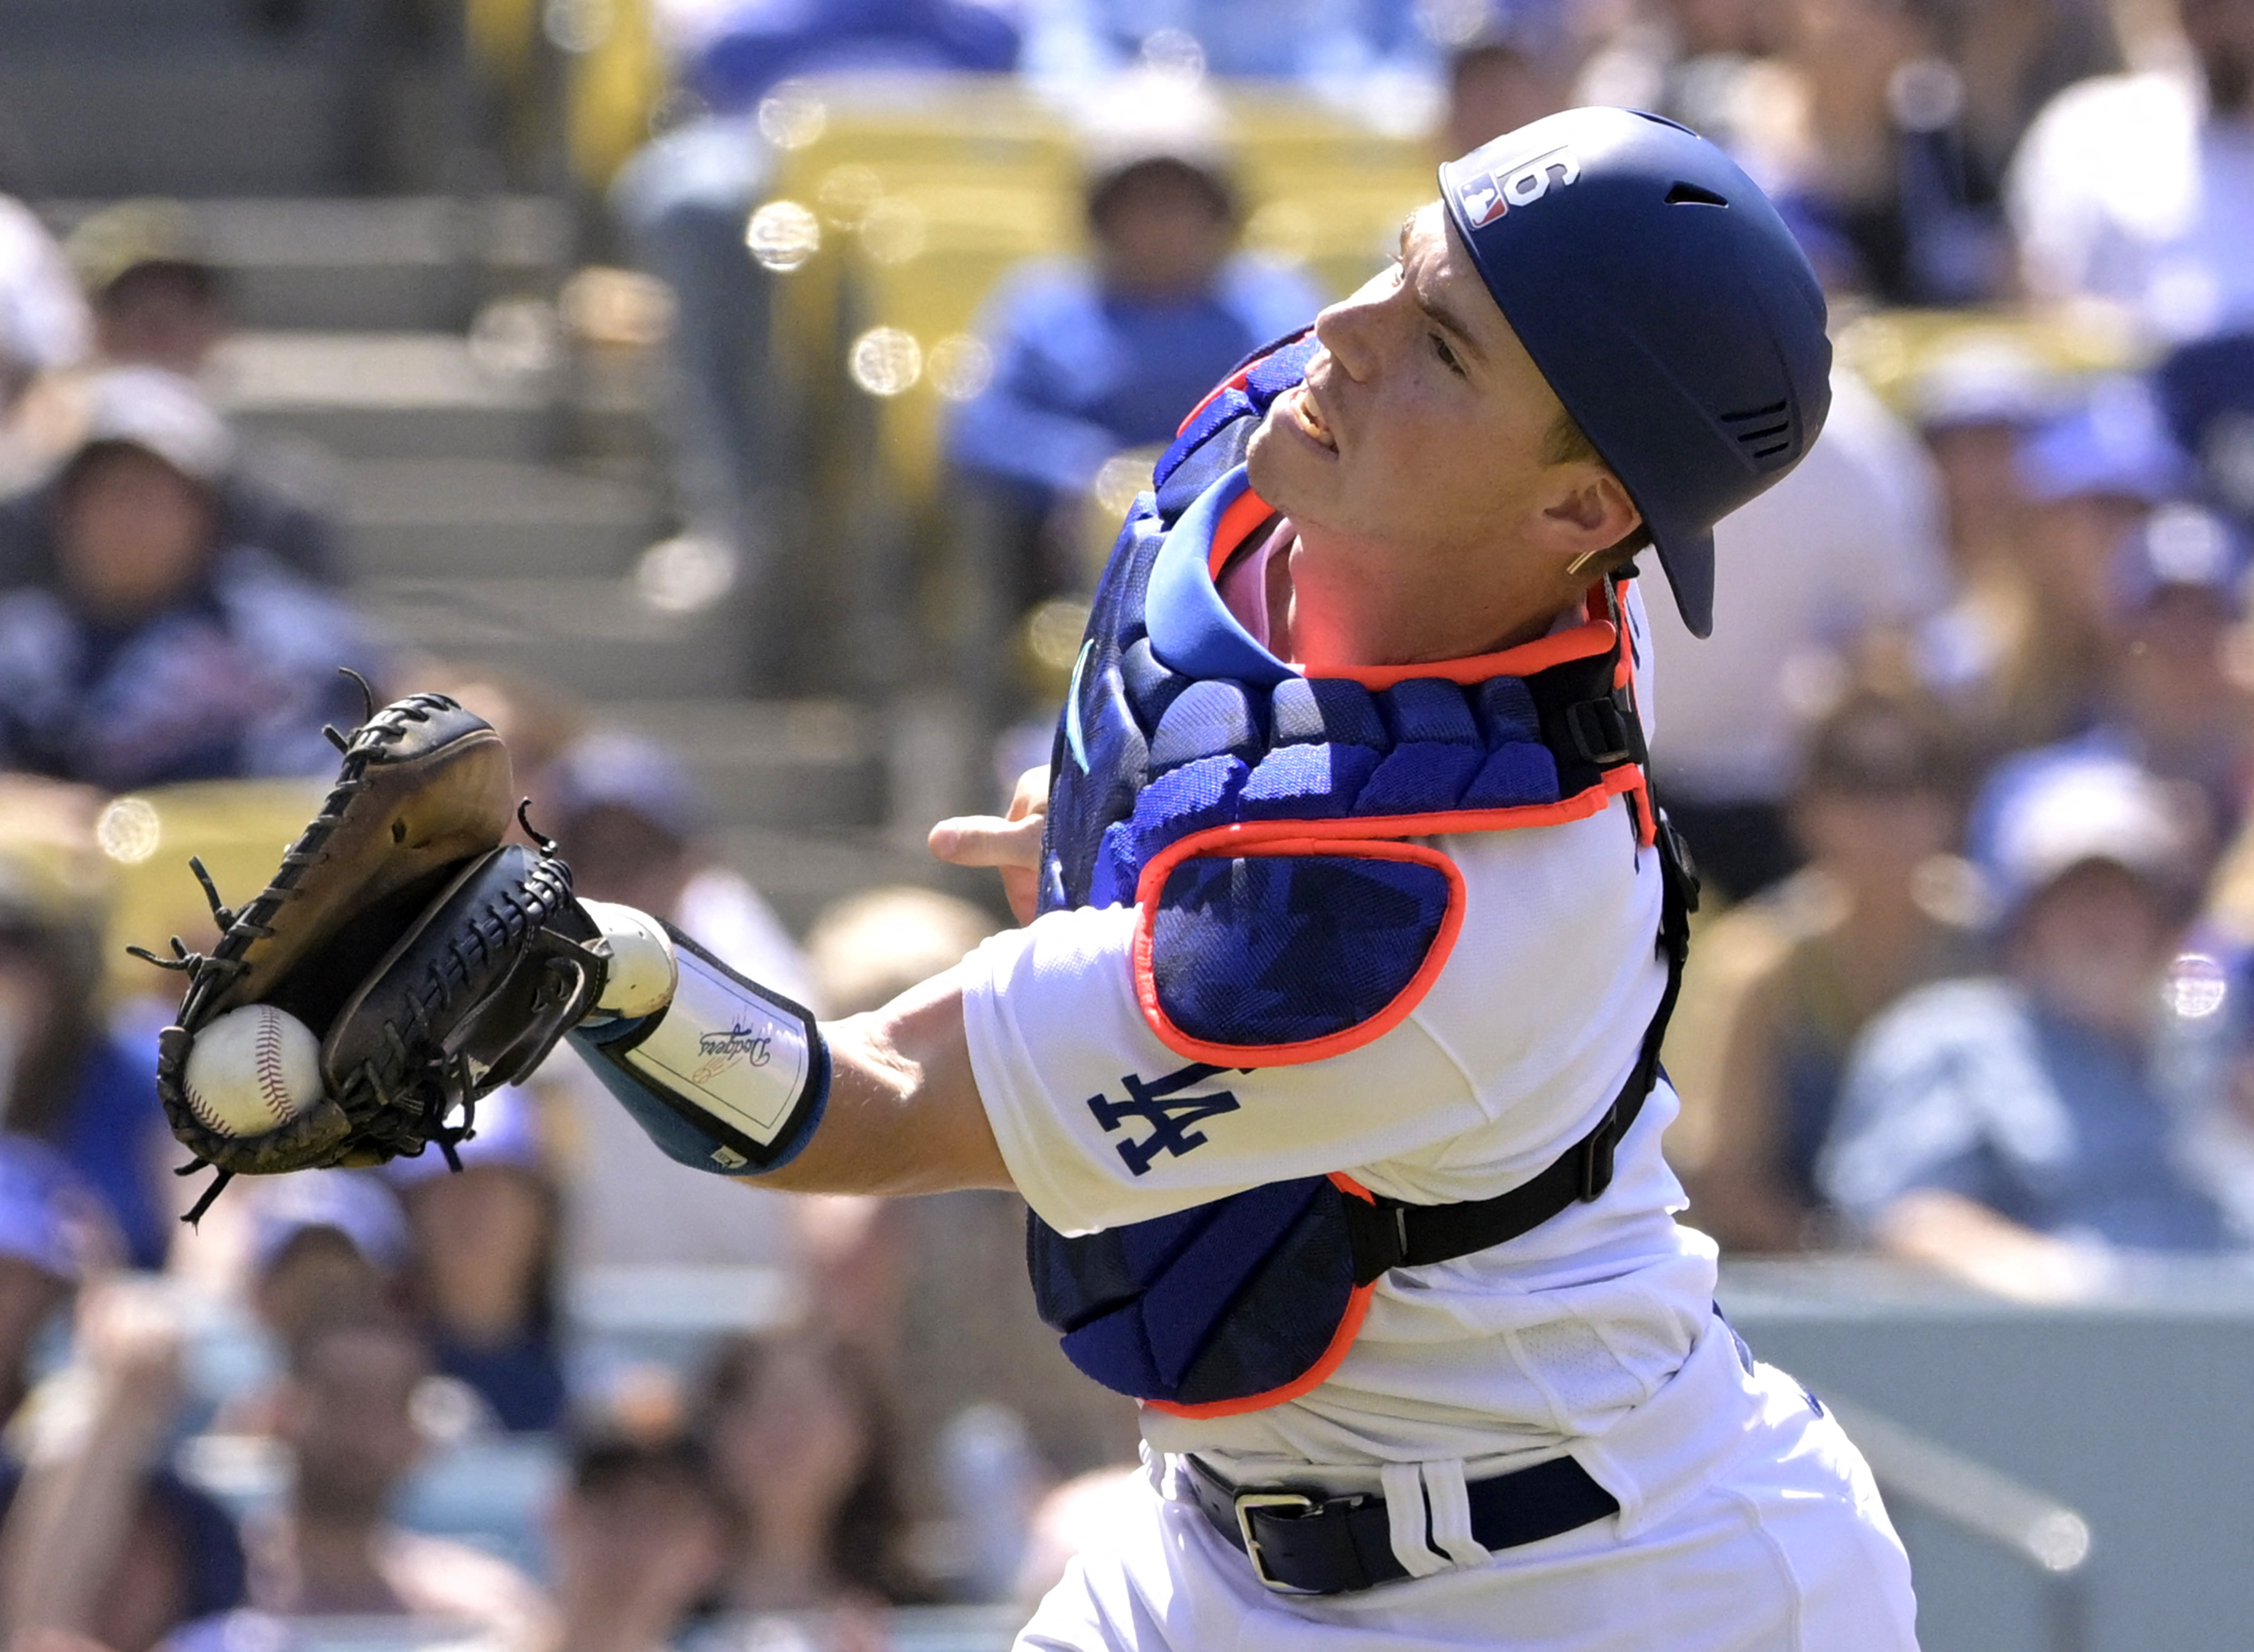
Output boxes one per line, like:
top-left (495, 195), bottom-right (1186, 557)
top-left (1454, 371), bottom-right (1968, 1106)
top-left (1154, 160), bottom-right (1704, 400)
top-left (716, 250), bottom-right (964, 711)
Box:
top-left (1247, 414), bottom-right (1341, 513)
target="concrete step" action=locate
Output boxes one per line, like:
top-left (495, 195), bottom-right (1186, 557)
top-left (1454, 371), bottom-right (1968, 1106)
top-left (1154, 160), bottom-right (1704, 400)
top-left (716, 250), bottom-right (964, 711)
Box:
top-left (216, 333), bottom-right (550, 462)
top-left (593, 700), bottom-right (887, 833)
top-left (0, 0), bottom-right (279, 45)
top-left (40, 198), bottom-right (569, 333)
top-left (0, 50), bottom-right (349, 197)
top-left (359, 576), bottom-right (746, 700)
top-left (341, 459), bottom-right (659, 580)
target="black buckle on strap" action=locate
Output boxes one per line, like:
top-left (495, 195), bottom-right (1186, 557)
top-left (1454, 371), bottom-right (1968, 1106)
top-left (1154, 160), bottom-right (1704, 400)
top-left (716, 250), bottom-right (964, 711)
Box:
top-left (1577, 1101), bottom-right (1621, 1201)
top-left (1232, 1490), bottom-right (1326, 1593)
top-left (1566, 686), bottom-right (1646, 768)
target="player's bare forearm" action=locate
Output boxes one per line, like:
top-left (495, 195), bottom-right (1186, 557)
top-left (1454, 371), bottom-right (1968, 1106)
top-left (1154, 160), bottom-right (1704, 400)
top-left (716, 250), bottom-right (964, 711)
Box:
top-left (757, 964), bottom-right (1016, 1196)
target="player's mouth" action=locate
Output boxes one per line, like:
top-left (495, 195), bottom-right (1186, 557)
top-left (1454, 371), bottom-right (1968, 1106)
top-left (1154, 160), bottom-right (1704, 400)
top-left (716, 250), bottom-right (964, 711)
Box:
top-left (1287, 384), bottom-right (1338, 455)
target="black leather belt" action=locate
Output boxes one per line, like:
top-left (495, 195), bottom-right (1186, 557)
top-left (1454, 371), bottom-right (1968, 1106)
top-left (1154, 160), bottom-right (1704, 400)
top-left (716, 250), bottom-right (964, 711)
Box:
top-left (1185, 1452), bottom-right (1620, 1594)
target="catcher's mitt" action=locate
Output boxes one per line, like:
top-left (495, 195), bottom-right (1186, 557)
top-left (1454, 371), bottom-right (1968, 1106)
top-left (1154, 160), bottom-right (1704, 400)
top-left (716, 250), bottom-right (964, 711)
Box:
top-left (139, 688), bottom-right (608, 1218)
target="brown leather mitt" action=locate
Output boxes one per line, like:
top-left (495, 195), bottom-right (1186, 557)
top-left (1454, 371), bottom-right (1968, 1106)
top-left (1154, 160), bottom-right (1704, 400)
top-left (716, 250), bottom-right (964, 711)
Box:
top-left (139, 690), bottom-right (606, 1218)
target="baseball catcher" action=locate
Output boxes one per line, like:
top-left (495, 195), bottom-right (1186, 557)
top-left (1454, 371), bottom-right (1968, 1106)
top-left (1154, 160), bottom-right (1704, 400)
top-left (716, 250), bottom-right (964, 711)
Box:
top-left (148, 109), bottom-right (1916, 1650)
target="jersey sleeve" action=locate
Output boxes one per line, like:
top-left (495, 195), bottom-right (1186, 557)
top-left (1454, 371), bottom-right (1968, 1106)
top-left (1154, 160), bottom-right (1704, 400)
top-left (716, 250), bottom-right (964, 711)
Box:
top-left (962, 900), bottom-right (1483, 1236)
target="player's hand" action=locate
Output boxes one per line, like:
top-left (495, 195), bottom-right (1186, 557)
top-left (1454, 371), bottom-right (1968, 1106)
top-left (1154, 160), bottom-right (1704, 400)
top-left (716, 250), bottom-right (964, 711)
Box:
top-left (929, 764), bottom-right (1048, 924)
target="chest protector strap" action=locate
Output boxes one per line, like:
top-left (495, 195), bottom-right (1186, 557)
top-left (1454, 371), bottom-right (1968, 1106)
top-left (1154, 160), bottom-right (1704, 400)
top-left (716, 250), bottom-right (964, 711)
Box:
top-left (1339, 814), bottom-right (1696, 1285)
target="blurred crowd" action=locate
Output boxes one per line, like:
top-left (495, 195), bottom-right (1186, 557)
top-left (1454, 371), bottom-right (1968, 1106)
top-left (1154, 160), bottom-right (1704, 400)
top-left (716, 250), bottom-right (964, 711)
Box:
top-left (0, 0), bottom-right (2252, 1646)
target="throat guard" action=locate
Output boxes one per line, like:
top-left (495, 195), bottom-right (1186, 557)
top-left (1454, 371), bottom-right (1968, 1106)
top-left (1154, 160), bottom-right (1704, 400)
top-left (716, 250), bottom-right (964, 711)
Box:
top-left (1027, 335), bottom-right (1695, 1417)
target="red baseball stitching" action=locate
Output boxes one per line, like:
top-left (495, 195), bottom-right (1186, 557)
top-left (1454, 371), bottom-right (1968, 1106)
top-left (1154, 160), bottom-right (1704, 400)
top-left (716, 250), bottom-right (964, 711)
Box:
top-left (254, 1010), bottom-right (293, 1125)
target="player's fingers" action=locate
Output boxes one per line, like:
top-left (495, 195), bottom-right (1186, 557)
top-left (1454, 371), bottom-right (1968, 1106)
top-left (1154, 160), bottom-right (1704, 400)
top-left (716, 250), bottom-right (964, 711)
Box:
top-left (1005, 764), bottom-right (1052, 824)
top-left (928, 812), bottom-right (1044, 870)
top-left (998, 864), bottom-right (1039, 928)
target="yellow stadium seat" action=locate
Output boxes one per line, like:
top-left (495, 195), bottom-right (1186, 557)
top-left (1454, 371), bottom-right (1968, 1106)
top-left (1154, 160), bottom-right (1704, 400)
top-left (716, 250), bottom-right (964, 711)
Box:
top-left (1835, 304), bottom-right (2145, 412)
top-left (98, 780), bottom-right (330, 1000)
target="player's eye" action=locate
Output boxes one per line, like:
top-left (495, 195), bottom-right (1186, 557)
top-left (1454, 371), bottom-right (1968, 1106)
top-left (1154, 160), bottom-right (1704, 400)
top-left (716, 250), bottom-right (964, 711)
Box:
top-left (1431, 333), bottom-right (1466, 377)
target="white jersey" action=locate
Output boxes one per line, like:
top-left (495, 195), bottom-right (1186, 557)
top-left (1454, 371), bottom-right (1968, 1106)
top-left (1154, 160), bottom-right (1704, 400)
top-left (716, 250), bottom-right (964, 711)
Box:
top-left (961, 587), bottom-right (1731, 1505)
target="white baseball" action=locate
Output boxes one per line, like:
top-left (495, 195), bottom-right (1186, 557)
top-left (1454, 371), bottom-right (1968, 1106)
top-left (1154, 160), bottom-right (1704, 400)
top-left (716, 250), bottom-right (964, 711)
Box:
top-left (182, 1004), bottom-right (324, 1137)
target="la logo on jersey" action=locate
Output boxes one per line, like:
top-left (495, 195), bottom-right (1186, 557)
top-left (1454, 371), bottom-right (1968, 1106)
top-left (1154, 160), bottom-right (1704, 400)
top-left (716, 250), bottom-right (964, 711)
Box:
top-left (1457, 146), bottom-right (1583, 228)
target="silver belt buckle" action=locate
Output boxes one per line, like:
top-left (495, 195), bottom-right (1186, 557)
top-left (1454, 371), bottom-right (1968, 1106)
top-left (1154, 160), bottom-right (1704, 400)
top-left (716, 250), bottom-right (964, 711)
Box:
top-left (1233, 1489), bottom-right (1321, 1593)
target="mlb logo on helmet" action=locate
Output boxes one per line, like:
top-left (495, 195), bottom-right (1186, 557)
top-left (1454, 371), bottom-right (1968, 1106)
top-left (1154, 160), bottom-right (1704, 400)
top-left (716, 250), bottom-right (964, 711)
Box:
top-left (1455, 147), bottom-right (1582, 229)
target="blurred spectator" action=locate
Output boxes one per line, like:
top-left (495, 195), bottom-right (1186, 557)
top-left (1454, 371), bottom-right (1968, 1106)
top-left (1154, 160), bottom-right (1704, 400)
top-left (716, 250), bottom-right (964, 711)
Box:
top-left (1780, 0), bottom-right (2006, 303)
top-left (2010, 0), bottom-right (2254, 342)
top-left (0, 199), bottom-right (91, 490)
top-left (0, 368), bottom-right (378, 792)
top-left (0, 1280), bottom-right (247, 1652)
top-left (546, 1431), bottom-right (726, 1652)
top-left (1645, 368), bottom-right (1952, 901)
top-left (2155, 329), bottom-right (2254, 528)
top-left (803, 887), bottom-right (1137, 1557)
top-left (614, 0), bottom-right (1022, 688)
top-left (694, 1328), bottom-right (918, 1612)
top-left (1671, 693), bottom-right (1981, 1253)
top-left (240, 1171), bottom-right (407, 1348)
top-left (1822, 754), bottom-right (2230, 1298)
top-left (1021, 0), bottom-right (1442, 86)
top-left (2093, 502), bottom-right (2252, 828)
top-left (246, 1315), bottom-right (552, 1637)
top-left (0, 1136), bottom-right (115, 1424)
top-left (0, 200), bottom-right (91, 400)
top-left (805, 883), bottom-right (994, 1021)
top-left (0, 854), bottom-right (174, 1268)
top-left (945, 90), bottom-right (1321, 631)
top-left (388, 1088), bottom-right (567, 1433)
top-left (544, 732), bottom-right (809, 988)
top-left (535, 730), bottom-right (812, 1273)
top-left (1586, 0), bottom-right (2117, 305)
top-left (1906, 332), bottom-right (2069, 582)
top-left (1439, 3), bottom-right (1583, 157)
top-left (1920, 376), bottom-right (2191, 754)
top-left (2, 213), bottom-right (345, 590)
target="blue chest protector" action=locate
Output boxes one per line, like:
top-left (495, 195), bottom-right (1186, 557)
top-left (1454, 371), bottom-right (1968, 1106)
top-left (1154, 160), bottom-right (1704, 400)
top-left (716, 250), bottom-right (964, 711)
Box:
top-left (1027, 335), bottom-right (1696, 1417)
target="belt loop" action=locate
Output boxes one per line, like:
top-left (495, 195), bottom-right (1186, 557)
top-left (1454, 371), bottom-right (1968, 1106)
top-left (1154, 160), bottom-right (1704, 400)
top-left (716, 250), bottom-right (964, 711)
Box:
top-left (1421, 1462), bottom-right (1489, 1568)
top-left (1379, 1462), bottom-right (1449, 1579)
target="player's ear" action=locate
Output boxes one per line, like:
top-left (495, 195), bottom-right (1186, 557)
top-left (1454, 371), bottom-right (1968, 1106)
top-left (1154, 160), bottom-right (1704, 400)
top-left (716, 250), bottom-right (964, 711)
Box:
top-left (1539, 467), bottom-right (1641, 571)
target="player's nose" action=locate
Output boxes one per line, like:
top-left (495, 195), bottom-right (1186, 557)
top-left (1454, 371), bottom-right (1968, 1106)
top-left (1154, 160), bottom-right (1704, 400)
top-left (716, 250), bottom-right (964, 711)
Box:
top-left (1312, 287), bottom-right (1385, 385)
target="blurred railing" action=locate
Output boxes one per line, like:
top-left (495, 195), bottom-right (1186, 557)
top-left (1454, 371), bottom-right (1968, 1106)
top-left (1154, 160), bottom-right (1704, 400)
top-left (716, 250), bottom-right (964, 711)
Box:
top-left (1828, 1397), bottom-right (2093, 1652)
top-left (198, 1606), bottom-right (1027, 1652)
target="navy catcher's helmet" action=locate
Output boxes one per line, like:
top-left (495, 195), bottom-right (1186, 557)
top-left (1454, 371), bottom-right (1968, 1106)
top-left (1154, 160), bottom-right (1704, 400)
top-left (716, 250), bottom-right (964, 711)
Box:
top-left (1440, 108), bottom-right (1831, 638)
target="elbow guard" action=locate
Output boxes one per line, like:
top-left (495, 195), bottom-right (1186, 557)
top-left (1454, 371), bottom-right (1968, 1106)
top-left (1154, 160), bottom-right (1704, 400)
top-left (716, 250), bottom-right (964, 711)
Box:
top-left (569, 909), bottom-right (828, 1174)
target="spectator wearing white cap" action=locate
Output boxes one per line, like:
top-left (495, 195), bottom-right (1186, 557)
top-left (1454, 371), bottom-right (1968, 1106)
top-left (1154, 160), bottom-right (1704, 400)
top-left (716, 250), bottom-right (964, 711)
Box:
top-left (1820, 754), bottom-right (2231, 1298)
top-left (0, 239), bottom-right (346, 592)
top-left (0, 368), bottom-right (379, 792)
